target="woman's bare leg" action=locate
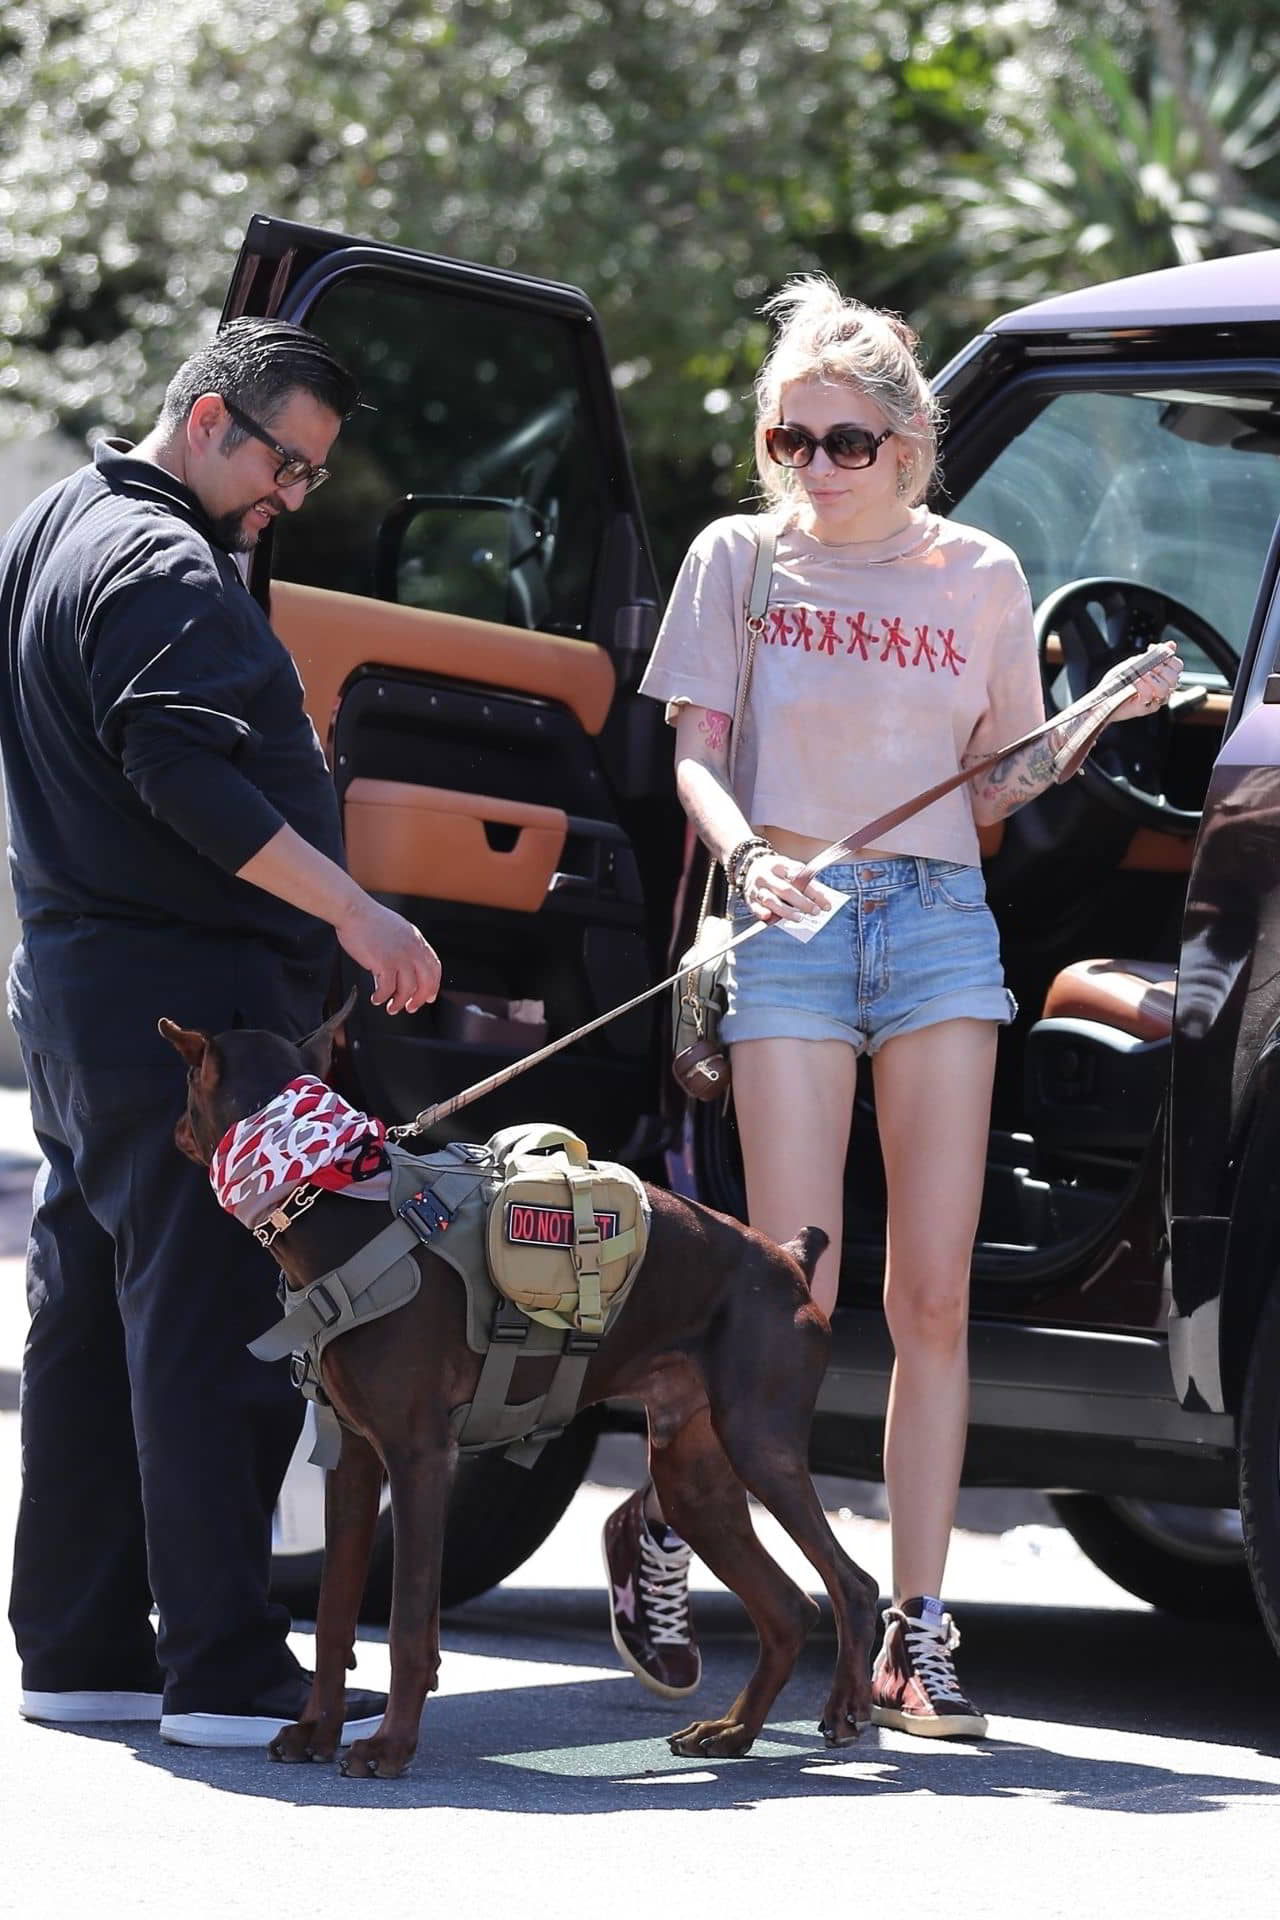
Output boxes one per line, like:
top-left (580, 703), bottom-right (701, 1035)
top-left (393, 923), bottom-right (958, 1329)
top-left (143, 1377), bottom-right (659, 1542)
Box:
top-left (872, 1018), bottom-right (997, 1602)
top-left (730, 1036), bottom-right (857, 1319)
top-left (610, 1034), bottom-right (856, 1698)
top-left (640, 1035), bottom-right (854, 1537)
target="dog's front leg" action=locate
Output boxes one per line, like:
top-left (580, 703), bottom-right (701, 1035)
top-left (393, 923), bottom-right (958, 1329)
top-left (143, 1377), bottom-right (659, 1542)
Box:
top-left (271, 1428), bottom-right (383, 1765)
top-left (341, 1429), bottom-right (450, 1781)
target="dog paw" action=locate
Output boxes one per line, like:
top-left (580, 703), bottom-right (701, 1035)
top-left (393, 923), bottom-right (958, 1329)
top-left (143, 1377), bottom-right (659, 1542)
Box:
top-left (667, 1718), bottom-right (756, 1759)
top-left (340, 1736), bottom-right (413, 1780)
top-left (269, 1720), bottom-right (338, 1765)
top-left (817, 1710), bottom-right (865, 1747)
top-left (818, 1680), bottom-right (870, 1745)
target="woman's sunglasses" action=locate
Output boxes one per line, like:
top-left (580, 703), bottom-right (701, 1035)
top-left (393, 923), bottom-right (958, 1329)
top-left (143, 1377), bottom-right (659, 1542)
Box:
top-left (764, 422), bottom-right (893, 471)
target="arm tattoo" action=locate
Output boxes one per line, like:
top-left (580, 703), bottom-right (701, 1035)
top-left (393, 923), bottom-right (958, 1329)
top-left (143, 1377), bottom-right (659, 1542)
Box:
top-left (700, 709), bottom-right (730, 756)
top-left (969, 729), bottom-right (1074, 820)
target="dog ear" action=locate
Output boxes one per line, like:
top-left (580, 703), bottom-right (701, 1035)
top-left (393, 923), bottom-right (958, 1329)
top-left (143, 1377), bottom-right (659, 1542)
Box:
top-left (297, 986), bottom-right (359, 1080)
top-left (158, 1017), bottom-right (211, 1069)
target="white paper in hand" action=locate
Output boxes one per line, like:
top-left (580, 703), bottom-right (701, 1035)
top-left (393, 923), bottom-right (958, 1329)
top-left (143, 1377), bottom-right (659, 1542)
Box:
top-left (774, 881), bottom-right (850, 945)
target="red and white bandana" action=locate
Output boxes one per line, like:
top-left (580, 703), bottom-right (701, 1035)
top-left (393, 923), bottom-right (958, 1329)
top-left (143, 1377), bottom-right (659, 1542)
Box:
top-left (210, 1076), bottom-right (391, 1230)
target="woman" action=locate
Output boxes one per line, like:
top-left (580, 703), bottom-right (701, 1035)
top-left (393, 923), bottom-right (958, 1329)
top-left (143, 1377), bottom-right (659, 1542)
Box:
top-left (602, 276), bottom-right (1181, 1735)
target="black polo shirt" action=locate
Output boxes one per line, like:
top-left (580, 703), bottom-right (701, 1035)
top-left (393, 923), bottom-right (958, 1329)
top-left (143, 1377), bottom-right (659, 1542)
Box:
top-left (0, 440), bottom-right (346, 1065)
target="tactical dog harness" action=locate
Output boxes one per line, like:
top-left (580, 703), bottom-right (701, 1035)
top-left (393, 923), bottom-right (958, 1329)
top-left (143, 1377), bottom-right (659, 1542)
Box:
top-left (214, 1089), bottom-right (650, 1468)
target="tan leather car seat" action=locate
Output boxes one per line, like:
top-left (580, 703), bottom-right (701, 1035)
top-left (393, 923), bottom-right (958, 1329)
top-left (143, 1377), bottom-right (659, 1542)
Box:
top-left (1040, 957), bottom-right (1176, 1043)
top-left (1024, 957), bottom-right (1175, 1158)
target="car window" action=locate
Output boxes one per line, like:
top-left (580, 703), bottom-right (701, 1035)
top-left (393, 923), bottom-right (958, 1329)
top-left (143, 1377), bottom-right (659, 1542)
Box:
top-left (946, 386), bottom-right (1280, 675)
top-left (270, 270), bottom-right (608, 638)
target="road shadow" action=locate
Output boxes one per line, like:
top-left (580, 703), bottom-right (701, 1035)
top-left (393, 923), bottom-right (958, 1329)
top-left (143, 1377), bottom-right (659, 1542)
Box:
top-left (48, 1586), bottom-right (1280, 1815)
top-left (449, 1583), bottom-right (1280, 1749)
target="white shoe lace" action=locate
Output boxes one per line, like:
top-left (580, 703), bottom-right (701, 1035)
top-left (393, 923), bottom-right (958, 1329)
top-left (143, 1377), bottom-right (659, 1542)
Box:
top-left (899, 1610), bottom-right (966, 1702)
top-left (638, 1530), bottom-right (693, 1646)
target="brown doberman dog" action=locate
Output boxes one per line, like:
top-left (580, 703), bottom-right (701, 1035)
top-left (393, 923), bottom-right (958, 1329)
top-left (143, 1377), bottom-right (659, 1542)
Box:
top-left (160, 1002), bottom-right (878, 1779)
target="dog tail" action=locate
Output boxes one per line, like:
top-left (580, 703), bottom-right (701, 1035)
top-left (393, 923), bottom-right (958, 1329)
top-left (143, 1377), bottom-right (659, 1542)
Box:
top-left (780, 1225), bottom-right (828, 1287)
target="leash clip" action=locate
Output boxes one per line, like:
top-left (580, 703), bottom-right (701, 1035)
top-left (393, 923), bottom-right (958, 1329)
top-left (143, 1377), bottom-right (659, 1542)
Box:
top-left (252, 1182), bottom-right (322, 1249)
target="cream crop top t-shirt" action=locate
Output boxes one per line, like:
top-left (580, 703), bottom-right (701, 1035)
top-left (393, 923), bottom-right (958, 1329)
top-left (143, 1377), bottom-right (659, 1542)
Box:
top-left (638, 510), bottom-right (1045, 867)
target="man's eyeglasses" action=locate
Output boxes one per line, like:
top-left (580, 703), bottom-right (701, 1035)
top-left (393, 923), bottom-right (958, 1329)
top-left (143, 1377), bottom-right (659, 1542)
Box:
top-left (764, 422), bottom-right (894, 471)
top-left (220, 397), bottom-right (331, 494)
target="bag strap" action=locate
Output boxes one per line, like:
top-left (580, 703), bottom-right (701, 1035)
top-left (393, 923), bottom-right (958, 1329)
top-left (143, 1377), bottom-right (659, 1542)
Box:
top-left (694, 518), bottom-right (778, 929)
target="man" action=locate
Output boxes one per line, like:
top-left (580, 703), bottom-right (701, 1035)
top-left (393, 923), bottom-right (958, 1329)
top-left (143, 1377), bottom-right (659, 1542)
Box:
top-left (1, 317), bottom-right (440, 1746)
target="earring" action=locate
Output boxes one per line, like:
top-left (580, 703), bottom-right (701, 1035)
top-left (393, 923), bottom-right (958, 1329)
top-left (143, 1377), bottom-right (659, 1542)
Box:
top-left (896, 467), bottom-right (912, 498)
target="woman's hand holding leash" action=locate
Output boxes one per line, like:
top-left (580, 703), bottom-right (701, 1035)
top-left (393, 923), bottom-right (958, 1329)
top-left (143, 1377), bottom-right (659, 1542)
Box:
top-left (967, 639), bottom-right (1182, 822)
top-left (739, 849), bottom-right (826, 924)
top-left (1094, 641), bottom-right (1184, 722)
top-left (733, 645), bottom-right (1184, 917)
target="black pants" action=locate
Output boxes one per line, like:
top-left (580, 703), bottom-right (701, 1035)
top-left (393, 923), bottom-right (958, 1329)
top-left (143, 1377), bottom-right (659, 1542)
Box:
top-left (9, 1045), bottom-right (305, 1712)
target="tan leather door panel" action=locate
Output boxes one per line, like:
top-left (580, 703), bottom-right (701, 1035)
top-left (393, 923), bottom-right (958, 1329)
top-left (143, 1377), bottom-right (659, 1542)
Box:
top-left (271, 580), bottom-right (616, 753)
top-left (343, 779), bottom-right (568, 912)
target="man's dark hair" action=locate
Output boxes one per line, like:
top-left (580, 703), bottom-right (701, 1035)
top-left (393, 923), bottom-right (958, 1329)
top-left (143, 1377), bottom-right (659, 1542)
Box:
top-left (158, 318), bottom-right (360, 444)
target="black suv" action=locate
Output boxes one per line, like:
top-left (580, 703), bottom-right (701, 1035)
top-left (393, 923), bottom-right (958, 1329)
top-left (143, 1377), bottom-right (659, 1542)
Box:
top-left (230, 216), bottom-right (1280, 1649)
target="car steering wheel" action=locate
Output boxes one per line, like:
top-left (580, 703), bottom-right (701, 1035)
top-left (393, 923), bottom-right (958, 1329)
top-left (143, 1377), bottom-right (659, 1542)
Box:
top-left (1034, 577), bottom-right (1239, 835)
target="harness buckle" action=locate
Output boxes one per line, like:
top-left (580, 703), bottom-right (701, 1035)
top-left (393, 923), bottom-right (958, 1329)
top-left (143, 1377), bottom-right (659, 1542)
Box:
top-left (491, 1300), bottom-right (531, 1345)
top-left (307, 1280), bottom-right (344, 1331)
top-left (399, 1187), bottom-right (454, 1243)
top-left (564, 1330), bottom-right (601, 1358)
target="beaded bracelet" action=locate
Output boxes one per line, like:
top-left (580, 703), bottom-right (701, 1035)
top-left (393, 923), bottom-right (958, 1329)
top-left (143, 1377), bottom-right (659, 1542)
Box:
top-left (725, 835), bottom-right (775, 897)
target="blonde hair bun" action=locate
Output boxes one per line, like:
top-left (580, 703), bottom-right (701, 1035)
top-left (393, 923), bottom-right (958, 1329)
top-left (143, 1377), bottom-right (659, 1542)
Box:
top-left (753, 275), bottom-right (939, 516)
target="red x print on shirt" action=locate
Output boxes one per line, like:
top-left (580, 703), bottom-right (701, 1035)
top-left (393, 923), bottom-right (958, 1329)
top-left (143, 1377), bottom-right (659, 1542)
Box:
top-left (880, 615), bottom-right (909, 667)
top-left (939, 627), bottom-right (967, 674)
top-left (846, 611), bottom-right (874, 660)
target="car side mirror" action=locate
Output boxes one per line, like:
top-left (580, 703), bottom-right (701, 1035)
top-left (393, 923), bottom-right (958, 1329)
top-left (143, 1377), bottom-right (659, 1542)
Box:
top-left (375, 493), bottom-right (552, 628)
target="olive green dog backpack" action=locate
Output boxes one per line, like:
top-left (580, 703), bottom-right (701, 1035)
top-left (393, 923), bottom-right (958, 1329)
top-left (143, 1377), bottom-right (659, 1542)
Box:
top-left (485, 1122), bottom-right (649, 1336)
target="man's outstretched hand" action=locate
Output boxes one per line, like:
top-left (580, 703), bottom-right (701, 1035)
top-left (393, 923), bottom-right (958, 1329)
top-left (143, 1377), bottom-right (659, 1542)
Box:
top-left (335, 894), bottom-right (441, 1015)
top-left (235, 824), bottom-right (443, 1016)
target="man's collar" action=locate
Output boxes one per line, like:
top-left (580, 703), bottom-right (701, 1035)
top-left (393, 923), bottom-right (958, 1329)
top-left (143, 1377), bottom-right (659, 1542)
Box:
top-left (93, 438), bottom-right (224, 547)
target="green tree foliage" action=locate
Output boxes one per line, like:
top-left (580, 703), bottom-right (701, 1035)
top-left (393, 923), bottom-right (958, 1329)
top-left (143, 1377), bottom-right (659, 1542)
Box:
top-left (0, 0), bottom-right (1010, 562)
top-left (2, 0), bottom-right (1278, 572)
top-left (951, 19), bottom-right (1280, 308)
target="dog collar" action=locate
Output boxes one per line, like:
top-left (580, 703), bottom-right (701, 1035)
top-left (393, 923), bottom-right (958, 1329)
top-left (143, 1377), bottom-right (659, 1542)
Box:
top-left (210, 1075), bottom-right (391, 1231)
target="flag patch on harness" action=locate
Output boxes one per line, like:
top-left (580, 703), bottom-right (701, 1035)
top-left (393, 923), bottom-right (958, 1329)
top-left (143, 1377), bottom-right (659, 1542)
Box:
top-left (505, 1203), bottom-right (620, 1247)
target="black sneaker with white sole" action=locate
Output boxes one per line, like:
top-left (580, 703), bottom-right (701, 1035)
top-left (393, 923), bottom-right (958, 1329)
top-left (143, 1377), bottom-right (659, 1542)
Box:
top-left (20, 1687), bottom-right (165, 1724)
top-left (160, 1675), bottom-right (387, 1748)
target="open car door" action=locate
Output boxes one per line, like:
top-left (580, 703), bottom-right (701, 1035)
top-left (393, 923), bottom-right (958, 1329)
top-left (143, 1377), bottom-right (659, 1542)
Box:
top-left (222, 214), bottom-right (680, 1159)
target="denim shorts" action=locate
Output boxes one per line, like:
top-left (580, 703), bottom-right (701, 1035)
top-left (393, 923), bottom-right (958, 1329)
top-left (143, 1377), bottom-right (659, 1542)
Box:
top-left (720, 857), bottom-right (1016, 1055)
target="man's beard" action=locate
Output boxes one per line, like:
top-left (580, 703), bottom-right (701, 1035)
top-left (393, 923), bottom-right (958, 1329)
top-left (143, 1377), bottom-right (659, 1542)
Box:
top-left (207, 499), bottom-right (267, 553)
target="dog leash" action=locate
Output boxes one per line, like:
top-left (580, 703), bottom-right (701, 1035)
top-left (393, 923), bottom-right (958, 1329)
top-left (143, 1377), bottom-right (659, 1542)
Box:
top-left (388, 646), bottom-right (1174, 1139)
